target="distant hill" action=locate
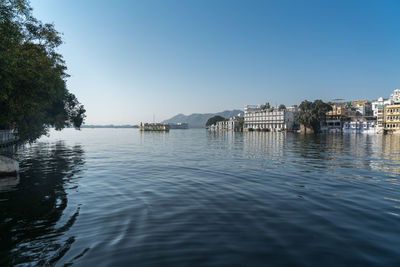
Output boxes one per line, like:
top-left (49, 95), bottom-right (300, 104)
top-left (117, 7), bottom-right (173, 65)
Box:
top-left (163, 110), bottom-right (244, 128)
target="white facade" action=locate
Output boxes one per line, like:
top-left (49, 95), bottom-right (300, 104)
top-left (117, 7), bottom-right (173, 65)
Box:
top-left (343, 121), bottom-right (378, 134)
top-left (372, 89), bottom-right (400, 117)
top-left (243, 105), bottom-right (296, 131)
top-left (356, 104), bottom-right (372, 116)
top-left (390, 89), bottom-right (400, 103)
top-left (209, 117), bottom-right (239, 131)
top-left (372, 97), bottom-right (393, 117)
top-left (376, 105), bottom-right (385, 133)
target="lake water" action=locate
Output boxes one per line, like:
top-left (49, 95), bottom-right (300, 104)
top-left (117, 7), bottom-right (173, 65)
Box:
top-left (1, 128), bottom-right (400, 266)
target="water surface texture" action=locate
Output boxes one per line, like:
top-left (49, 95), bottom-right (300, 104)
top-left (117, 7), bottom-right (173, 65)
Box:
top-left (1, 129), bottom-right (400, 266)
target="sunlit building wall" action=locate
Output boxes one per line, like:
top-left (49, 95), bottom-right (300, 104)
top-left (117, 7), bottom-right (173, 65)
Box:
top-left (244, 105), bottom-right (296, 131)
top-left (384, 104), bottom-right (400, 133)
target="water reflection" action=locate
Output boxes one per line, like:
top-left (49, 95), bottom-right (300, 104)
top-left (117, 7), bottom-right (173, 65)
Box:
top-left (207, 131), bottom-right (400, 180)
top-left (370, 135), bottom-right (400, 174)
top-left (289, 134), bottom-right (400, 176)
top-left (0, 175), bottom-right (20, 193)
top-left (206, 130), bottom-right (243, 151)
top-left (243, 131), bottom-right (285, 156)
top-left (2, 129), bottom-right (400, 266)
top-left (139, 131), bottom-right (169, 145)
top-left (0, 142), bottom-right (85, 266)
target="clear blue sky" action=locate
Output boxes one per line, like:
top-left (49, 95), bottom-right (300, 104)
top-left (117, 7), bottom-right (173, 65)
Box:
top-left (31, 0), bottom-right (400, 124)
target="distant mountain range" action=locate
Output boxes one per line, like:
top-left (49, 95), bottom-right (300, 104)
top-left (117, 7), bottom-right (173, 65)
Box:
top-left (162, 110), bottom-right (244, 128)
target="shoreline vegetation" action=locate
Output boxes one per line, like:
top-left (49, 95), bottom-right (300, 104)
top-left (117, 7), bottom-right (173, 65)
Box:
top-left (81, 125), bottom-right (138, 129)
top-left (0, 1), bottom-right (86, 144)
top-left (0, 0), bottom-right (86, 174)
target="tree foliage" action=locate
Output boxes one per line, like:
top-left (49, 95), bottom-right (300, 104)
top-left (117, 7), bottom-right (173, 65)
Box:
top-left (0, 0), bottom-right (86, 142)
top-left (295, 100), bottom-right (332, 133)
top-left (237, 116), bottom-right (244, 130)
top-left (205, 115), bottom-right (226, 127)
top-left (279, 104), bottom-right (286, 110)
top-left (261, 102), bottom-right (271, 110)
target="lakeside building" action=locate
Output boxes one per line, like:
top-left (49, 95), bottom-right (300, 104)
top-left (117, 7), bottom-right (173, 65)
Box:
top-left (368, 89), bottom-right (400, 134)
top-left (327, 104), bottom-right (347, 117)
top-left (351, 100), bottom-right (372, 116)
top-left (322, 115), bottom-right (342, 133)
top-left (343, 119), bottom-right (378, 134)
top-left (323, 101), bottom-right (377, 133)
top-left (372, 97), bottom-right (393, 117)
top-left (209, 116), bottom-right (240, 131)
top-left (383, 104), bottom-right (400, 134)
top-left (139, 123), bottom-right (170, 131)
top-left (371, 89), bottom-right (400, 117)
top-left (390, 89), bottom-right (400, 103)
top-left (376, 105), bottom-right (385, 132)
top-left (323, 103), bottom-right (350, 133)
top-left (243, 104), bottom-right (296, 131)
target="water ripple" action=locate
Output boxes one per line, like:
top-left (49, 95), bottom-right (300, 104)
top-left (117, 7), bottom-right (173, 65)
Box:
top-left (1, 129), bottom-right (400, 266)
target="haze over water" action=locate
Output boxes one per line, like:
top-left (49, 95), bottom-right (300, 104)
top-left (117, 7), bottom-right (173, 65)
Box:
top-left (1, 129), bottom-right (400, 266)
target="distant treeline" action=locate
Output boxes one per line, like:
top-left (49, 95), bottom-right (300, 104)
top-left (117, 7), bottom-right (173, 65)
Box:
top-left (81, 125), bottom-right (138, 128)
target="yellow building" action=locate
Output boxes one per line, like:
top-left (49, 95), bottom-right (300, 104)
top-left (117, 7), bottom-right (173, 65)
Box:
top-left (384, 104), bottom-right (400, 133)
top-left (351, 100), bottom-right (368, 107)
top-left (326, 105), bottom-right (347, 118)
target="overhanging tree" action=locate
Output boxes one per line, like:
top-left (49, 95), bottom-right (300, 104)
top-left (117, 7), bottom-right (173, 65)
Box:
top-left (0, 0), bottom-right (86, 142)
top-left (295, 100), bottom-right (332, 133)
top-left (237, 116), bottom-right (244, 130)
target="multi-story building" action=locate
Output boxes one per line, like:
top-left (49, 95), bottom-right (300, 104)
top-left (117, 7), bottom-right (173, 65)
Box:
top-left (390, 89), bottom-right (400, 103)
top-left (372, 97), bottom-right (393, 117)
top-left (384, 104), bottom-right (400, 133)
top-left (326, 104), bottom-right (348, 118)
top-left (209, 116), bottom-right (240, 131)
top-left (342, 118), bottom-right (378, 134)
top-left (376, 105), bottom-right (385, 132)
top-left (323, 104), bottom-right (350, 133)
top-left (243, 105), bottom-right (296, 131)
top-left (351, 100), bottom-right (372, 116)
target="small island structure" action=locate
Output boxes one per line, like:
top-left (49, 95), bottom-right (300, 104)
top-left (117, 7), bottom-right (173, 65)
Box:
top-left (139, 122), bottom-right (170, 131)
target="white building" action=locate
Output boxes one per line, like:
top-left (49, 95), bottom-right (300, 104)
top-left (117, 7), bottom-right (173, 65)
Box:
top-left (243, 105), bottom-right (296, 131)
top-left (209, 116), bottom-right (240, 131)
top-left (372, 97), bottom-right (393, 117)
top-left (390, 89), bottom-right (400, 103)
top-left (376, 105), bottom-right (385, 133)
top-left (372, 89), bottom-right (400, 117)
top-left (343, 120), bottom-right (378, 134)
